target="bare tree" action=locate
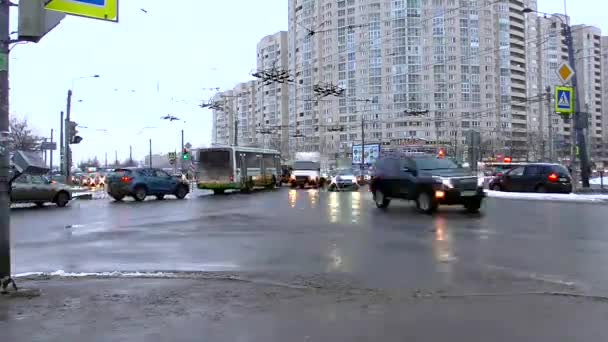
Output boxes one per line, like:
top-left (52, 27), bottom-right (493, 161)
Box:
top-left (9, 117), bottom-right (43, 152)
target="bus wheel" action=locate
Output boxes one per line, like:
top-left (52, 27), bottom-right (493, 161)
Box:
top-left (213, 189), bottom-right (225, 195)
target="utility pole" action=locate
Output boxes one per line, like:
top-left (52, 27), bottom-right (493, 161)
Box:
top-left (234, 119), bottom-right (239, 146)
top-left (180, 129), bottom-right (184, 172)
top-left (59, 111), bottom-right (64, 175)
top-left (65, 89), bottom-right (73, 181)
top-left (49, 129), bottom-right (54, 172)
top-left (129, 145), bottom-right (133, 165)
top-left (360, 115), bottom-right (365, 172)
top-left (114, 150), bottom-right (118, 166)
top-left (149, 139), bottom-right (152, 168)
top-left (105, 152), bottom-right (108, 168)
top-left (0, 0), bottom-right (14, 288)
top-left (565, 23), bottom-right (591, 187)
top-left (547, 86), bottom-right (554, 162)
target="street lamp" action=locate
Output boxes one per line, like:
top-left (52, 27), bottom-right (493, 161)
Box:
top-left (63, 74), bottom-right (100, 181)
top-left (522, 8), bottom-right (591, 187)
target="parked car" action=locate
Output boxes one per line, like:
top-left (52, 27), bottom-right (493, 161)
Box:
top-left (488, 163), bottom-right (572, 193)
top-left (370, 154), bottom-right (485, 214)
top-left (10, 174), bottom-right (72, 207)
top-left (105, 167), bottom-right (190, 201)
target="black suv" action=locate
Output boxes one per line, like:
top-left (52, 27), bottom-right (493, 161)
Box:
top-left (488, 163), bottom-right (572, 193)
top-left (370, 154), bottom-right (485, 214)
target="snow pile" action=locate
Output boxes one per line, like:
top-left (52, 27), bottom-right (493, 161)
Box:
top-left (15, 270), bottom-right (182, 278)
top-left (486, 190), bottom-right (608, 203)
top-left (590, 177), bottom-right (608, 186)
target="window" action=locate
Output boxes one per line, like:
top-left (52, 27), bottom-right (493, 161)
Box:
top-left (524, 165), bottom-right (542, 176)
top-left (507, 167), bottom-right (525, 176)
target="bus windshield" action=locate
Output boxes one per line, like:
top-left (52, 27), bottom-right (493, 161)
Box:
top-left (199, 150), bottom-right (232, 181)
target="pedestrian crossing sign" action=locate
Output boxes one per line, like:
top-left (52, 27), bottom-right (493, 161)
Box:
top-left (555, 86), bottom-right (574, 115)
top-left (45, 0), bottom-right (119, 22)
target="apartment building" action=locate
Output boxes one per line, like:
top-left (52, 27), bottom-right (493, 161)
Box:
top-left (287, 0), bottom-right (532, 167)
top-left (602, 36), bottom-right (608, 149)
top-left (572, 25), bottom-right (605, 164)
top-left (256, 31), bottom-right (291, 157)
top-left (211, 81), bottom-right (258, 147)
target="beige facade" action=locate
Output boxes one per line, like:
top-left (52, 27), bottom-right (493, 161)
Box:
top-left (288, 0), bottom-right (532, 167)
top-left (256, 31), bottom-right (290, 157)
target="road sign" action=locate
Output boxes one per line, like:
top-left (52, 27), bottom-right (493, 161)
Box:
top-left (556, 62), bottom-right (574, 84)
top-left (555, 86), bottom-right (574, 114)
top-left (40, 141), bottom-right (57, 150)
top-left (168, 152), bottom-right (176, 161)
top-left (45, 0), bottom-right (119, 22)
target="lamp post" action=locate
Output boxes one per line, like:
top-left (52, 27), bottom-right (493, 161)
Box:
top-left (65, 74), bottom-right (100, 181)
top-left (523, 8), bottom-right (590, 187)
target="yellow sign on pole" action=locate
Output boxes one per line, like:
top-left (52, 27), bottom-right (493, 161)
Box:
top-left (45, 0), bottom-right (118, 22)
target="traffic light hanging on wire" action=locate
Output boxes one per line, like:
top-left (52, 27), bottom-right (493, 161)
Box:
top-left (68, 121), bottom-right (83, 144)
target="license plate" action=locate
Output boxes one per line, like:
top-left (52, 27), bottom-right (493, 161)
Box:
top-left (559, 178), bottom-right (567, 182)
top-left (461, 190), bottom-right (477, 197)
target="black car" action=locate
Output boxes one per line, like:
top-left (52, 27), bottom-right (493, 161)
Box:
top-left (488, 163), bottom-right (572, 193)
top-left (370, 154), bottom-right (485, 214)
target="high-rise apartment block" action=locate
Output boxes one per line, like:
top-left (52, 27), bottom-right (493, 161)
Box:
top-left (211, 0), bottom-right (608, 168)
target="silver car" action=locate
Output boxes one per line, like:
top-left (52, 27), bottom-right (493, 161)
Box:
top-left (10, 174), bottom-right (72, 207)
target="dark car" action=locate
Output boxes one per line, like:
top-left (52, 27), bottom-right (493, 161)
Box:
top-left (370, 154), bottom-right (485, 214)
top-left (488, 163), bottom-right (572, 193)
top-left (105, 167), bottom-right (190, 201)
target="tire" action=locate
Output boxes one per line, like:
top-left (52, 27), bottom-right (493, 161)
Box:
top-left (464, 198), bottom-right (482, 213)
top-left (55, 191), bottom-right (70, 208)
top-left (133, 186), bottom-right (147, 202)
top-left (328, 184), bottom-right (337, 192)
top-left (35, 202), bottom-right (45, 207)
top-left (373, 190), bottom-right (390, 209)
top-left (490, 184), bottom-right (502, 191)
top-left (213, 189), bottom-right (225, 195)
top-left (266, 177), bottom-right (277, 190)
top-left (111, 195), bottom-right (124, 202)
top-left (416, 192), bottom-right (437, 214)
top-left (536, 185), bottom-right (547, 193)
top-left (175, 185), bottom-right (188, 199)
top-left (299, 184), bottom-right (305, 189)
top-left (156, 194), bottom-right (165, 200)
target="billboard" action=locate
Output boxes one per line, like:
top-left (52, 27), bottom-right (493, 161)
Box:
top-left (352, 144), bottom-right (380, 165)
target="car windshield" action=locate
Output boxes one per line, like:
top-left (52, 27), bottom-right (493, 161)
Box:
top-left (334, 169), bottom-right (353, 176)
top-left (414, 157), bottom-right (459, 170)
top-left (293, 161), bottom-right (320, 170)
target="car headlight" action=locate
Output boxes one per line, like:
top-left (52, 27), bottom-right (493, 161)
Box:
top-left (433, 176), bottom-right (453, 188)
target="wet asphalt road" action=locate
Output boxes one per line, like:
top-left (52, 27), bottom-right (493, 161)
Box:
top-left (9, 187), bottom-right (608, 293)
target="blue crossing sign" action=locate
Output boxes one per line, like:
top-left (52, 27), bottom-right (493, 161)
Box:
top-left (45, 0), bottom-right (118, 22)
top-left (555, 86), bottom-right (574, 115)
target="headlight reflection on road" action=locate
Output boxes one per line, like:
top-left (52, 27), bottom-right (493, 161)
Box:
top-left (433, 217), bottom-right (455, 267)
top-left (288, 189), bottom-right (297, 208)
top-left (307, 189), bottom-right (318, 208)
top-left (351, 191), bottom-right (360, 223)
top-left (328, 192), bottom-right (339, 223)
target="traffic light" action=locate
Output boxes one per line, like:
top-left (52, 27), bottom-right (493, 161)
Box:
top-left (182, 148), bottom-right (189, 161)
top-left (68, 121), bottom-right (83, 144)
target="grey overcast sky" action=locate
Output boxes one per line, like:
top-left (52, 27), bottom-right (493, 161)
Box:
top-left (8, 0), bottom-right (606, 164)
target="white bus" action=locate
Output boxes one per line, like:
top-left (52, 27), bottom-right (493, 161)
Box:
top-left (196, 146), bottom-right (281, 194)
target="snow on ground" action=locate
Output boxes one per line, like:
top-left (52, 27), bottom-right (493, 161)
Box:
top-left (486, 190), bottom-right (608, 203)
top-left (590, 177), bottom-right (608, 186)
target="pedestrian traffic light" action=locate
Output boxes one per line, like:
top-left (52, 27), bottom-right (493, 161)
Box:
top-left (68, 121), bottom-right (82, 144)
top-left (182, 148), bottom-right (189, 161)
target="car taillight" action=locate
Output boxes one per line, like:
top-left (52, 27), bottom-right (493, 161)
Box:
top-left (548, 173), bottom-right (559, 182)
top-left (121, 176), bottom-right (132, 183)
top-left (496, 173), bottom-right (503, 177)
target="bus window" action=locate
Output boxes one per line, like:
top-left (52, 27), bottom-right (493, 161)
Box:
top-left (263, 154), bottom-right (277, 174)
top-left (199, 150), bottom-right (232, 182)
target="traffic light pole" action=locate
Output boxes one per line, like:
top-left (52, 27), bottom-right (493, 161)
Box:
top-left (181, 129), bottom-right (184, 173)
top-left (65, 89), bottom-right (72, 183)
top-left (0, 0), bottom-right (15, 290)
top-left (565, 24), bottom-right (591, 187)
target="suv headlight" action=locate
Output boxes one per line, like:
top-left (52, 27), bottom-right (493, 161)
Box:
top-left (433, 176), bottom-right (453, 188)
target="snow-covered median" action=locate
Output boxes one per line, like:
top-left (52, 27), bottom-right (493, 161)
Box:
top-left (486, 190), bottom-right (608, 203)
